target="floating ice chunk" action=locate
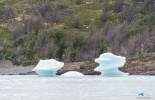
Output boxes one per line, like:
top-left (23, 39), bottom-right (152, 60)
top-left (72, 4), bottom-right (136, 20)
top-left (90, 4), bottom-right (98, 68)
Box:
top-left (61, 71), bottom-right (84, 77)
top-left (32, 59), bottom-right (64, 77)
top-left (94, 52), bottom-right (128, 77)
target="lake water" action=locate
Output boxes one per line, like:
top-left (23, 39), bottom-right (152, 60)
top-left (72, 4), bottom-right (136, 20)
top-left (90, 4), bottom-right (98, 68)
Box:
top-left (0, 75), bottom-right (154, 100)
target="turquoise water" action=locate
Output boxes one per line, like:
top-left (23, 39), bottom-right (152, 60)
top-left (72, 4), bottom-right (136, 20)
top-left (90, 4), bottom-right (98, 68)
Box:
top-left (0, 75), bottom-right (154, 100)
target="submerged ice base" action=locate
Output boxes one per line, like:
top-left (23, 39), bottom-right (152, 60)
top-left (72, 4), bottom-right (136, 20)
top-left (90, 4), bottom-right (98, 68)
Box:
top-left (94, 52), bottom-right (128, 77)
top-left (32, 59), bottom-right (64, 77)
top-left (61, 71), bottom-right (84, 77)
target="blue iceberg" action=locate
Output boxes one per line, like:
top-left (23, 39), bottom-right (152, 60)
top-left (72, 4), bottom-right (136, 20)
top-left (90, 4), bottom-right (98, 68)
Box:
top-left (32, 59), bottom-right (64, 77)
top-left (94, 52), bottom-right (128, 77)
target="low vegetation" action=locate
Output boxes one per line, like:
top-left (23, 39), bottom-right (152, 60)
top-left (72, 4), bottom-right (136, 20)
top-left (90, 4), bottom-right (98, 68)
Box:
top-left (0, 0), bottom-right (155, 66)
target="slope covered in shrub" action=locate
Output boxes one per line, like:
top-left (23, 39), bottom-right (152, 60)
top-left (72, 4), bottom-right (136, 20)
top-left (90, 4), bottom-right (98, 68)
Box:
top-left (0, 0), bottom-right (155, 66)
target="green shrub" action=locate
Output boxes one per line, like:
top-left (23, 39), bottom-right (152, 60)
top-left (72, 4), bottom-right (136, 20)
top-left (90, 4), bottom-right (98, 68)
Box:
top-left (74, 0), bottom-right (83, 5)
top-left (13, 34), bottom-right (37, 60)
top-left (72, 33), bottom-right (87, 49)
top-left (56, 40), bottom-right (67, 59)
top-left (51, 30), bottom-right (65, 44)
top-left (1, 44), bottom-right (13, 60)
top-left (13, 38), bottom-right (24, 46)
top-left (22, 60), bottom-right (32, 66)
top-left (22, 58), bottom-right (39, 66)
top-left (21, 48), bottom-right (35, 60)
top-left (79, 61), bottom-right (97, 69)
top-left (31, 59), bottom-right (40, 65)
top-left (121, 25), bottom-right (144, 36)
top-left (125, 28), bottom-right (143, 36)
top-left (70, 51), bottom-right (76, 62)
top-left (64, 16), bottom-right (74, 27)
top-left (139, 15), bottom-right (155, 26)
top-left (49, 30), bottom-right (67, 59)
top-left (0, 50), bottom-right (3, 60)
top-left (80, 63), bottom-right (85, 69)
top-left (4, 50), bottom-right (12, 59)
top-left (98, 43), bottom-right (107, 54)
top-left (139, 15), bottom-right (155, 31)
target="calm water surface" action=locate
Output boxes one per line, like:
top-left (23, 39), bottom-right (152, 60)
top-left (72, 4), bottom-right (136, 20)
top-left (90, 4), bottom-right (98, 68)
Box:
top-left (0, 75), bottom-right (155, 100)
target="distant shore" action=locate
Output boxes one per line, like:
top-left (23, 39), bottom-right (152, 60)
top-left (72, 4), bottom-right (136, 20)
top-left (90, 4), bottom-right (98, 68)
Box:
top-left (0, 59), bottom-right (100, 75)
top-left (1, 52), bottom-right (155, 76)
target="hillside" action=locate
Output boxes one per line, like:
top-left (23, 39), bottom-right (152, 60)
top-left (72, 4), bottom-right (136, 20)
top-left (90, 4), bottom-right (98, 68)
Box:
top-left (0, 0), bottom-right (155, 66)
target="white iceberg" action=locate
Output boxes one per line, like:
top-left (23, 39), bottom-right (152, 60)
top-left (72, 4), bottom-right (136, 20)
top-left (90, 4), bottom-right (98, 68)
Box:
top-left (32, 59), bottom-right (64, 77)
top-left (61, 71), bottom-right (84, 77)
top-left (94, 52), bottom-right (128, 77)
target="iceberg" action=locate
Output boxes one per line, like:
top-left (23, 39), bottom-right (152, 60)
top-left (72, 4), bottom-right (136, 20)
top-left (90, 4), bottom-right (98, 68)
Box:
top-left (94, 52), bottom-right (128, 77)
top-left (61, 71), bottom-right (84, 77)
top-left (32, 59), bottom-right (64, 77)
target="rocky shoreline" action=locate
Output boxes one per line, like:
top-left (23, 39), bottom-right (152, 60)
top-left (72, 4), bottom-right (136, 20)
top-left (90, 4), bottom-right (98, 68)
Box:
top-left (119, 53), bottom-right (155, 75)
top-left (1, 53), bottom-right (155, 76)
top-left (56, 62), bottom-right (101, 75)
